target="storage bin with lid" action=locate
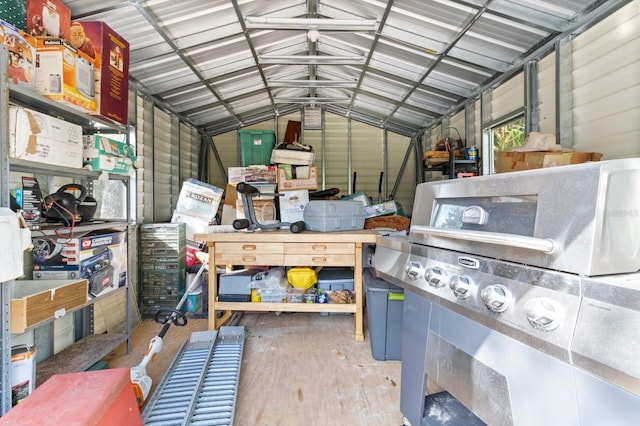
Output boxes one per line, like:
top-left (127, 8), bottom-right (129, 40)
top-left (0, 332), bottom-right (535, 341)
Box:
top-left (316, 267), bottom-right (354, 316)
top-left (303, 200), bottom-right (365, 232)
top-left (364, 268), bottom-right (404, 360)
top-left (239, 129), bottom-right (276, 166)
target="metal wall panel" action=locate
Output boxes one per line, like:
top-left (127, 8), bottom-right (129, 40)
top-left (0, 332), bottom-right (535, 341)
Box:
top-left (323, 113), bottom-right (350, 192)
top-left (538, 54), bottom-right (557, 134)
top-left (153, 107), bottom-right (174, 222)
top-left (571, 0), bottom-right (640, 157)
top-left (491, 72), bottom-right (525, 121)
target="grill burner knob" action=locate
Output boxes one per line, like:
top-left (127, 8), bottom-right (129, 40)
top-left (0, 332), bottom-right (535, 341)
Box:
top-left (524, 298), bottom-right (562, 330)
top-left (450, 275), bottom-right (472, 299)
top-left (481, 285), bottom-right (511, 313)
top-left (425, 267), bottom-right (447, 288)
top-left (405, 261), bottom-right (424, 280)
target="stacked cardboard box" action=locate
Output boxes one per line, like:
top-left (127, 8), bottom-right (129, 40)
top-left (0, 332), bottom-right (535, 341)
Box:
top-left (496, 151), bottom-right (603, 173)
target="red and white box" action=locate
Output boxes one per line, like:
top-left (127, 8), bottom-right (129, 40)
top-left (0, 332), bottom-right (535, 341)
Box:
top-left (70, 21), bottom-right (130, 125)
top-left (27, 0), bottom-right (71, 40)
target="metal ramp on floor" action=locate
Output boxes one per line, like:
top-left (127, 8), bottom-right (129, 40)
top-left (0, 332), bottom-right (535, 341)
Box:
top-left (142, 326), bottom-right (245, 425)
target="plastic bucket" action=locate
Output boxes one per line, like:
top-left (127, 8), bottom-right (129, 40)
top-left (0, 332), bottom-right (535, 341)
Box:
top-left (465, 146), bottom-right (478, 160)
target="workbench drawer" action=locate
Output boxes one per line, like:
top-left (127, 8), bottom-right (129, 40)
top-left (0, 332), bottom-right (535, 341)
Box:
top-left (11, 279), bottom-right (89, 334)
top-left (284, 243), bottom-right (355, 266)
top-left (215, 242), bottom-right (284, 265)
top-left (285, 242), bottom-right (355, 255)
top-left (285, 254), bottom-right (355, 266)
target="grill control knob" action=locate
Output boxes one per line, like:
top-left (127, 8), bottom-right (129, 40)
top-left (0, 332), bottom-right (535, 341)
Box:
top-left (524, 298), bottom-right (562, 330)
top-left (405, 261), bottom-right (424, 280)
top-left (425, 267), bottom-right (447, 288)
top-left (481, 285), bottom-right (511, 313)
top-left (450, 275), bottom-right (472, 299)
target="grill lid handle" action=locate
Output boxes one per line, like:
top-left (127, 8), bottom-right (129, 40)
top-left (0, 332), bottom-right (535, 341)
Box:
top-left (410, 225), bottom-right (556, 254)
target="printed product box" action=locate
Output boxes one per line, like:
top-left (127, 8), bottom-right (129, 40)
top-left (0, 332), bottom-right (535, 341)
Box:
top-left (1, 18), bottom-right (37, 89)
top-left (228, 165), bottom-right (278, 184)
top-left (9, 105), bottom-right (83, 168)
top-left (26, 0), bottom-right (71, 40)
top-left (364, 200), bottom-right (398, 219)
top-left (277, 166), bottom-right (318, 191)
top-left (35, 38), bottom-right (96, 112)
top-left (32, 229), bottom-right (128, 298)
top-left (11, 344), bottom-right (36, 406)
top-left (70, 21), bottom-right (129, 125)
top-left (175, 178), bottom-right (224, 222)
top-left (279, 190), bottom-right (309, 224)
top-left (83, 134), bottom-right (137, 175)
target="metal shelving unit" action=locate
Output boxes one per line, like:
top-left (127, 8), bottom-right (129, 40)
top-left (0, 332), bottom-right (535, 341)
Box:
top-left (0, 47), bottom-right (133, 415)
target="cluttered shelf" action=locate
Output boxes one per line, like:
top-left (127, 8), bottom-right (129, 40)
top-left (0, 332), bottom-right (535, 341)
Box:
top-left (194, 229), bottom-right (379, 342)
top-left (422, 147), bottom-right (479, 181)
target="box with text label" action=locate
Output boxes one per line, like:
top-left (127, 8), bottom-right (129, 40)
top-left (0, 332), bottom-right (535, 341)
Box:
top-left (32, 229), bottom-right (127, 298)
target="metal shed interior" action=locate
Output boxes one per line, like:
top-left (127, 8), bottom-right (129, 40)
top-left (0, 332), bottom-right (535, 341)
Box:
top-left (62, 0), bottom-right (625, 138)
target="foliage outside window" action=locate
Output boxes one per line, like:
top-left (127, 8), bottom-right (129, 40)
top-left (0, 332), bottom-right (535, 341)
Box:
top-left (493, 117), bottom-right (525, 152)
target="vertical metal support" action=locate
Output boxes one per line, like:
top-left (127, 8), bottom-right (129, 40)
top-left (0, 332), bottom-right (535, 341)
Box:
top-left (1, 281), bottom-right (12, 415)
top-left (347, 117), bottom-right (353, 194)
top-left (465, 101), bottom-right (476, 148)
top-left (382, 129), bottom-right (388, 199)
top-left (524, 59), bottom-right (539, 132)
top-left (556, 36), bottom-right (574, 149)
top-left (0, 46), bottom-right (13, 416)
top-left (320, 108), bottom-right (326, 190)
top-left (33, 323), bottom-right (52, 363)
top-left (480, 90), bottom-right (493, 174)
top-left (1, 48), bottom-right (9, 209)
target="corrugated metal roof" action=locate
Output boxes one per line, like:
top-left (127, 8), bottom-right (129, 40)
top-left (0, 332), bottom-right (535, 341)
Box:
top-left (62, 0), bottom-right (622, 137)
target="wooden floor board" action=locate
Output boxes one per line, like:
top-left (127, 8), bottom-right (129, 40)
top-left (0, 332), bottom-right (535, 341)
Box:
top-left (104, 311), bottom-right (403, 425)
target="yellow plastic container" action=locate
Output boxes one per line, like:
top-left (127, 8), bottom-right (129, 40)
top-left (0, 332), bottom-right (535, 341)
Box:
top-left (287, 267), bottom-right (317, 289)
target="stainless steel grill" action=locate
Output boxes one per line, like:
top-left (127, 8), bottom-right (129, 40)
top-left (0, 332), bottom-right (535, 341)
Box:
top-left (376, 159), bottom-right (640, 426)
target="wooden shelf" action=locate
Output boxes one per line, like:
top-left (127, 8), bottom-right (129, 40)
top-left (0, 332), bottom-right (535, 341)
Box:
top-left (35, 332), bottom-right (129, 386)
top-left (215, 301), bottom-right (356, 313)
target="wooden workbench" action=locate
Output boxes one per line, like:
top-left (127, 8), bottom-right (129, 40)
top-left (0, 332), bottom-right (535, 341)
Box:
top-left (195, 229), bottom-right (378, 341)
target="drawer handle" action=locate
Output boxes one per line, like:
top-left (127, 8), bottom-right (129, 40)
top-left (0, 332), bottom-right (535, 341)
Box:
top-left (242, 244), bottom-right (257, 251)
top-left (242, 256), bottom-right (257, 262)
top-left (312, 256), bottom-right (328, 263)
top-left (312, 244), bottom-right (327, 251)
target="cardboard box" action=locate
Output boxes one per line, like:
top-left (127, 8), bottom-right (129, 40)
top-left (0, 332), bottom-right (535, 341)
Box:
top-left (26, 0), bottom-right (71, 40)
top-left (228, 165), bottom-right (278, 184)
top-left (279, 190), bottom-right (309, 224)
top-left (175, 178), bottom-right (223, 222)
top-left (1, 19), bottom-right (37, 90)
top-left (270, 144), bottom-right (315, 165)
top-left (496, 151), bottom-right (603, 173)
top-left (277, 166), bottom-right (318, 191)
top-left (10, 279), bottom-right (88, 333)
top-left (32, 229), bottom-right (128, 298)
top-left (83, 134), bottom-right (137, 175)
top-left (9, 105), bottom-right (83, 168)
top-left (70, 21), bottom-right (129, 125)
top-left (34, 38), bottom-right (96, 112)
